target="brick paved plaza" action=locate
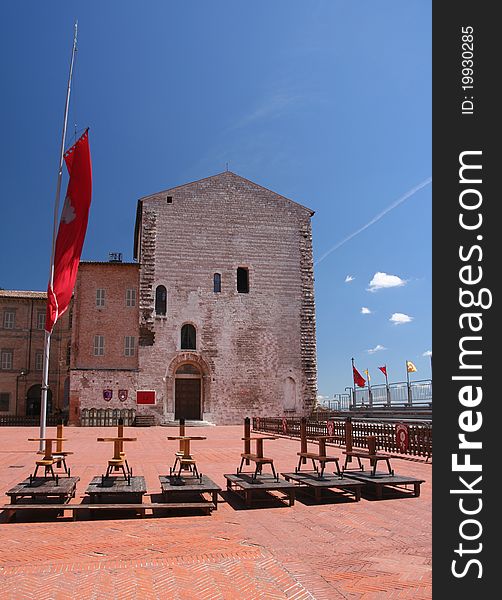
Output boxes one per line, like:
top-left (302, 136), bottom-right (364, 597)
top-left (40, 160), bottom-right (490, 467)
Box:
top-left (0, 426), bottom-right (431, 599)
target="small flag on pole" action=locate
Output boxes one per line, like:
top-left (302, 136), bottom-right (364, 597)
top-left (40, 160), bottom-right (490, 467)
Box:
top-left (378, 365), bottom-right (387, 377)
top-left (406, 360), bottom-right (417, 373)
top-left (353, 366), bottom-right (366, 388)
top-left (45, 129), bottom-right (92, 333)
top-left (364, 369), bottom-right (371, 383)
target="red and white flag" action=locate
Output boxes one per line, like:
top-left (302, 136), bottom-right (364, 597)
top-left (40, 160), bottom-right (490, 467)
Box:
top-left (45, 129), bottom-right (92, 333)
top-left (378, 365), bottom-right (387, 377)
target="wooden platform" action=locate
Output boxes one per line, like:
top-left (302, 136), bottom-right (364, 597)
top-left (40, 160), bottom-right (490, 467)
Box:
top-left (224, 473), bottom-right (295, 507)
top-left (281, 471), bottom-right (362, 502)
top-left (85, 476), bottom-right (147, 503)
top-left (343, 470), bottom-right (425, 499)
top-left (159, 475), bottom-right (221, 510)
top-left (5, 477), bottom-right (80, 505)
top-left (0, 501), bottom-right (216, 522)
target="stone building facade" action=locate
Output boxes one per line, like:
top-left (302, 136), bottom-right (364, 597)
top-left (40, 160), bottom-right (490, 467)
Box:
top-left (133, 171), bottom-right (317, 424)
top-left (0, 290), bottom-right (70, 416)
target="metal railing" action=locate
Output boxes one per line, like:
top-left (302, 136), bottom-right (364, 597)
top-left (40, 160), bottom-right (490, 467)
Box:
top-left (252, 415), bottom-right (432, 459)
top-left (80, 408), bottom-right (136, 427)
top-left (0, 414), bottom-right (62, 427)
top-left (320, 380), bottom-right (432, 410)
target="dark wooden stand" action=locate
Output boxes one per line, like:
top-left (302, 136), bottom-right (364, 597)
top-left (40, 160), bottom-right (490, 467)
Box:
top-left (159, 474), bottom-right (220, 511)
top-left (85, 476), bottom-right (147, 504)
top-left (224, 473), bottom-right (296, 507)
top-left (281, 471), bottom-right (362, 502)
top-left (343, 471), bottom-right (424, 499)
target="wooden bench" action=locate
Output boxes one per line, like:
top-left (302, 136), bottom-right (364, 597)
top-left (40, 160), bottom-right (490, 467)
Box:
top-left (342, 451), bottom-right (394, 477)
top-left (1, 501), bottom-right (215, 522)
top-left (343, 434), bottom-right (394, 477)
top-left (238, 436), bottom-right (278, 479)
top-left (296, 436), bottom-right (341, 478)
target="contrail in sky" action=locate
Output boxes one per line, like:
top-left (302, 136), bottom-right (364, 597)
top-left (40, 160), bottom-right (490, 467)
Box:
top-left (314, 176), bottom-right (432, 267)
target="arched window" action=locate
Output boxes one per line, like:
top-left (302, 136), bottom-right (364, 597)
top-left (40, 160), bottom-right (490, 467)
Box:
top-left (237, 267), bottom-right (249, 293)
top-left (155, 285), bottom-right (167, 315)
top-left (181, 324), bottom-right (196, 350)
top-left (213, 273), bottom-right (221, 293)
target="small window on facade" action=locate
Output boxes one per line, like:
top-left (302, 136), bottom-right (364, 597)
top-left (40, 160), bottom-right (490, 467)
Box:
top-left (35, 351), bottom-right (44, 371)
top-left (3, 311), bottom-right (15, 329)
top-left (126, 288), bottom-right (137, 307)
top-left (1, 350), bottom-right (13, 370)
top-left (181, 324), bottom-right (196, 350)
top-left (93, 335), bottom-right (104, 356)
top-left (155, 285), bottom-right (167, 315)
top-left (237, 267), bottom-right (249, 293)
top-left (124, 336), bottom-right (136, 357)
top-left (96, 289), bottom-right (105, 307)
top-left (166, 195), bottom-right (173, 204)
top-left (36, 311), bottom-right (45, 330)
top-left (213, 273), bottom-right (221, 293)
top-left (0, 392), bottom-right (10, 412)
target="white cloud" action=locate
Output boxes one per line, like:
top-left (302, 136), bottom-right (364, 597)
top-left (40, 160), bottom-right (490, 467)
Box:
top-left (423, 350), bottom-right (432, 357)
top-left (390, 312), bottom-right (413, 325)
top-left (345, 275), bottom-right (355, 283)
top-left (361, 307), bottom-right (372, 314)
top-left (367, 272), bottom-right (406, 292)
top-left (367, 344), bottom-right (386, 354)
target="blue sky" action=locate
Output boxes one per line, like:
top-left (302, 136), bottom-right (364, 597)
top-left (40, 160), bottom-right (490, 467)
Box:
top-left (0, 1), bottom-right (431, 397)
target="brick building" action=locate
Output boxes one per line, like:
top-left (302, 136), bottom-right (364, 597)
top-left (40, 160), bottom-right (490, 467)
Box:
top-left (132, 171), bottom-right (317, 424)
top-left (0, 290), bottom-right (70, 417)
top-left (68, 261), bottom-right (140, 424)
top-left (3, 171), bottom-right (318, 426)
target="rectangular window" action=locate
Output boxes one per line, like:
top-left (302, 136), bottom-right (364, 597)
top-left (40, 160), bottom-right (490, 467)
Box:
top-left (37, 311), bottom-right (45, 330)
top-left (126, 288), bottom-right (137, 307)
top-left (0, 393), bottom-right (10, 412)
top-left (237, 267), bottom-right (249, 293)
top-left (96, 289), bottom-right (105, 307)
top-left (93, 335), bottom-right (104, 356)
top-left (35, 351), bottom-right (44, 371)
top-left (3, 311), bottom-right (15, 329)
top-left (124, 336), bottom-right (136, 357)
top-left (1, 350), bottom-right (13, 370)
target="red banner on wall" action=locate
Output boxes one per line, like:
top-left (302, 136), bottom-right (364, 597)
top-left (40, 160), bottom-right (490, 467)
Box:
top-left (395, 423), bottom-right (410, 453)
top-left (137, 391), bottom-right (156, 405)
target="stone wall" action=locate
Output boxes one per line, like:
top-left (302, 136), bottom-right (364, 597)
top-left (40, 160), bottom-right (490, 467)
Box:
top-left (134, 172), bottom-right (317, 424)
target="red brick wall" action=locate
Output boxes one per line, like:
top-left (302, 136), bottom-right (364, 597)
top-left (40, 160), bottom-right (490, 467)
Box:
top-left (69, 262), bottom-right (139, 424)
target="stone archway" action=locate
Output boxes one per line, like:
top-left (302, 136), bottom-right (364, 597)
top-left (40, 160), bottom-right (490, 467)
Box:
top-left (166, 353), bottom-right (211, 421)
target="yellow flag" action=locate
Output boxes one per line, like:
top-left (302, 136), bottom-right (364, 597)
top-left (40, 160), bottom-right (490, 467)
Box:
top-left (406, 361), bottom-right (417, 373)
top-left (364, 369), bottom-right (371, 382)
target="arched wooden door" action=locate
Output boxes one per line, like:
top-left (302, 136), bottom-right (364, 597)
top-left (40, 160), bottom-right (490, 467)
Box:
top-left (174, 364), bottom-right (202, 420)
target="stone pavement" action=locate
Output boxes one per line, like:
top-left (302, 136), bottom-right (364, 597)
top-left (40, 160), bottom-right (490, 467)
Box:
top-left (0, 425), bottom-right (431, 599)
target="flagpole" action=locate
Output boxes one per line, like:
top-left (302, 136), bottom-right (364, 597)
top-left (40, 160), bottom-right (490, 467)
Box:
top-left (366, 369), bottom-right (372, 408)
top-left (351, 357), bottom-right (356, 409)
top-left (39, 22), bottom-right (78, 451)
top-left (384, 366), bottom-right (390, 407)
top-left (406, 360), bottom-right (412, 407)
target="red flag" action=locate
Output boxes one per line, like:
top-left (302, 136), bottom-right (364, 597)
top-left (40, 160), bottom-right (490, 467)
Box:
top-left (378, 366), bottom-right (387, 377)
top-left (46, 129), bottom-right (92, 333)
top-left (352, 366), bottom-right (366, 388)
